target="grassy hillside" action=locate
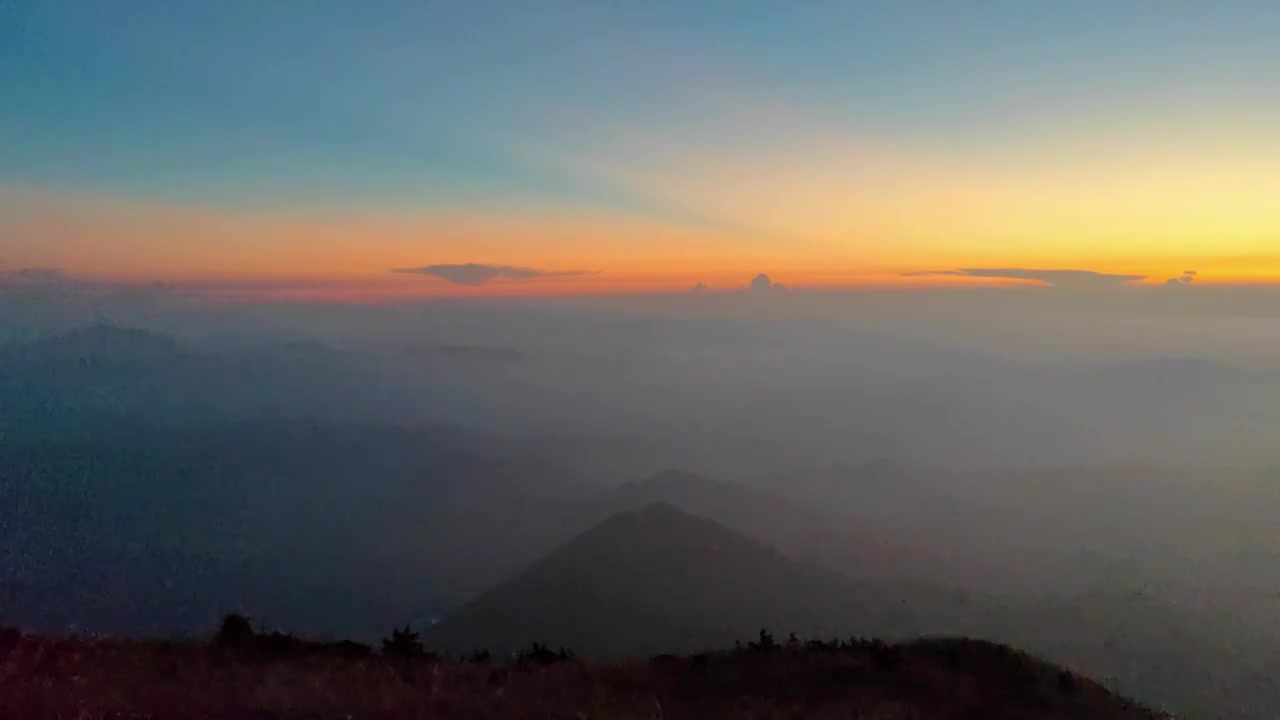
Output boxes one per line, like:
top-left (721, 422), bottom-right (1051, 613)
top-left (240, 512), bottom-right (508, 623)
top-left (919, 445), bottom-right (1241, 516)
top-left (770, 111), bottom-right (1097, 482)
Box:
top-left (0, 630), bottom-right (1169, 720)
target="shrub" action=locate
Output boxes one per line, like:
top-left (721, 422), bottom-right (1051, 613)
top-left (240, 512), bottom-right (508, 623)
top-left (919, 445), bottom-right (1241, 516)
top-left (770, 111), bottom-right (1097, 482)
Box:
top-left (747, 629), bottom-right (778, 654)
top-left (0, 627), bottom-right (20, 662)
top-left (868, 639), bottom-right (904, 672)
top-left (1057, 669), bottom-right (1078, 693)
top-left (325, 640), bottom-right (374, 658)
top-left (806, 637), bottom-right (843, 654)
top-left (518, 642), bottom-right (574, 666)
top-left (214, 613), bottom-right (254, 647)
top-left (381, 625), bottom-right (427, 659)
top-left (690, 653), bottom-right (712, 671)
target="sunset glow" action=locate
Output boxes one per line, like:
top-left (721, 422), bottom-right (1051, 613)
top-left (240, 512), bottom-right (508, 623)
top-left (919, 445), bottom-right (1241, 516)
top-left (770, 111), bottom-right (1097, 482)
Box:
top-left (3, 2), bottom-right (1278, 298)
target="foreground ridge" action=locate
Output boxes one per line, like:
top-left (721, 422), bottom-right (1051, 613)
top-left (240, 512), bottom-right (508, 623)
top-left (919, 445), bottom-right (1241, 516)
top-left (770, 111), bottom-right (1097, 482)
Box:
top-left (0, 627), bottom-right (1171, 720)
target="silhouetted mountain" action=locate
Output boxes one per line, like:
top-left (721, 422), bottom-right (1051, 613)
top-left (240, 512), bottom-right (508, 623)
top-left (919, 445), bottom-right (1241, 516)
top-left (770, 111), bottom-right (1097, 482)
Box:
top-left (401, 467), bottom-right (964, 613)
top-left (426, 503), bottom-right (931, 658)
top-left (0, 325), bottom-right (188, 431)
top-left (0, 323), bottom-right (180, 368)
top-left (0, 418), bottom-right (580, 639)
top-left (603, 468), bottom-right (943, 580)
top-left (0, 324), bottom-right (429, 429)
top-left (401, 467), bottom-right (949, 612)
top-left (397, 342), bottom-right (528, 365)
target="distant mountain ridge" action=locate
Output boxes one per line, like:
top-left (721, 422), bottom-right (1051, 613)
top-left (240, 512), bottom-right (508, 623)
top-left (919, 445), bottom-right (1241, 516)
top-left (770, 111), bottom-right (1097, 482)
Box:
top-left (602, 468), bottom-right (944, 580)
top-left (0, 323), bottom-right (181, 366)
top-left (0, 324), bottom-right (427, 427)
top-left (426, 502), bottom-right (932, 658)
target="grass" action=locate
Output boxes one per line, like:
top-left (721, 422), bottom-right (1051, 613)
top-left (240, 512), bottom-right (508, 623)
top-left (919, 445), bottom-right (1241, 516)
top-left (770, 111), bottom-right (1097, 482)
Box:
top-left (0, 630), bottom-right (1171, 720)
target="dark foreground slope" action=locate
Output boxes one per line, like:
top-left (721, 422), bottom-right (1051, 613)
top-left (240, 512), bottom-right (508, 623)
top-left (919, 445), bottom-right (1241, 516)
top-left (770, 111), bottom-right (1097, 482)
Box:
top-left (0, 631), bottom-right (1168, 720)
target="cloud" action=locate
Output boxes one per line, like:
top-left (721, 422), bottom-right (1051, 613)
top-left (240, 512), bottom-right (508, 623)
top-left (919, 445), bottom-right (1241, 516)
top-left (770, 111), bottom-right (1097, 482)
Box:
top-left (392, 264), bottom-right (596, 286)
top-left (0, 267), bottom-right (85, 288)
top-left (903, 268), bottom-right (1146, 288)
top-left (1166, 270), bottom-right (1198, 287)
top-left (691, 282), bottom-right (709, 294)
top-left (748, 273), bottom-right (786, 293)
top-left (1, 268), bottom-right (173, 298)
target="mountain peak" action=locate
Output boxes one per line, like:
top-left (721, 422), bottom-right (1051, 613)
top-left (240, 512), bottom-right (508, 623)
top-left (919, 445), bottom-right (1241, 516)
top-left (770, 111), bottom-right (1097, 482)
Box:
top-left (568, 500), bottom-right (774, 558)
top-left (425, 504), bottom-right (884, 658)
top-left (643, 467), bottom-right (713, 484)
top-left (615, 500), bottom-right (698, 524)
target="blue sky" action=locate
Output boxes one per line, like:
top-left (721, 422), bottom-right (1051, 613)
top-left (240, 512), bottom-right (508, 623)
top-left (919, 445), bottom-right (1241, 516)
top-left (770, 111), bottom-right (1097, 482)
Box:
top-left (2, 1), bottom-right (1279, 293)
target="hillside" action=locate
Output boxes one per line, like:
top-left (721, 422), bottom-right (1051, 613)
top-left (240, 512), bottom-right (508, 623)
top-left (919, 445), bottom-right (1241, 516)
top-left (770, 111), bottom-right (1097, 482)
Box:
top-left (0, 630), bottom-right (1169, 720)
top-left (426, 503), bottom-right (937, 658)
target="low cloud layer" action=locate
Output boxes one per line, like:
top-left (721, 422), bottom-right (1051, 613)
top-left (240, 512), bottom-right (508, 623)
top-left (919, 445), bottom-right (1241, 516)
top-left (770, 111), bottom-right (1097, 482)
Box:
top-left (393, 264), bottom-right (596, 286)
top-left (1166, 270), bottom-right (1198, 287)
top-left (0, 267), bottom-right (86, 287)
top-left (749, 273), bottom-right (786, 293)
top-left (904, 268), bottom-right (1146, 288)
top-left (1, 267), bottom-right (174, 297)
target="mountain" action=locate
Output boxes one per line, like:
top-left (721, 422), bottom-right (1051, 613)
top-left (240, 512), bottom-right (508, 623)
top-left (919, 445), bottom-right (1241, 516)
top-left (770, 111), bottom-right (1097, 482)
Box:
top-left (0, 324), bottom-right (429, 429)
top-left (424, 495), bottom-right (1265, 716)
top-left (0, 324), bottom-right (183, 423)
top-left (0, 417), bottom-right (583, 639)
top-left (603, 469), bottom-right (943, 580)
top-left (410, 467), bottom-right (959, 613)
top-left (426, 502), bottom-right (931, 658)
top-left (0, 323), bottom-right (181, 369)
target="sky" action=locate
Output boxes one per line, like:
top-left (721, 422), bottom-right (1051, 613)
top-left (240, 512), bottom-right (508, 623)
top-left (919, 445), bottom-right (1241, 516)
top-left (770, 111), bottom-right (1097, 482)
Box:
top-left (3, 0), bottom-right (1279, 298)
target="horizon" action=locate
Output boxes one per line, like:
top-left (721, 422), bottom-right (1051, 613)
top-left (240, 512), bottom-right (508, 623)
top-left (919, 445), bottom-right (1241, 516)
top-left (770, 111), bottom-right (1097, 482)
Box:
top-left (3, 5), bottom-right (1279, 719)
top-left (4, 2), bottom-right (1280, 299)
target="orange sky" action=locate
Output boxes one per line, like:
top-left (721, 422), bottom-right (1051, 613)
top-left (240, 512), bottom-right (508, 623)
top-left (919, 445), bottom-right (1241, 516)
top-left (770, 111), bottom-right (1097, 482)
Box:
top-left (5, 4), bottom-right (1280, 299)
top-left (3, 175), bottom-right (1277, 301)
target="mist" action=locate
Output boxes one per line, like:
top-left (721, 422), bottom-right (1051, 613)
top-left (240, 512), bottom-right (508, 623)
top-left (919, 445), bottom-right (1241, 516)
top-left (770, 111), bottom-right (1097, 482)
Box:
top-left (6, 274), bottom-right (1279, 469)
top-left (3, 272), bottom-right (1279, 716)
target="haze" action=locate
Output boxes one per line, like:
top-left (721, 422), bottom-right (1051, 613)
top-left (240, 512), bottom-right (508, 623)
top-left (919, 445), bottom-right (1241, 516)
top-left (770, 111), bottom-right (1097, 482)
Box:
top-left (3, 3), bottom-right (1279, 719)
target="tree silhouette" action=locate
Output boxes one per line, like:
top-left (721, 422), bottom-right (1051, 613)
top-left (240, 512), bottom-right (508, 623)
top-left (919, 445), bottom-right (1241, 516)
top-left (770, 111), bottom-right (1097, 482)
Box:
top-left (868, 638), bottom-right (904, 672)
top-left (1057, 670), bottom-right (1079, 693)
top-left (215, 613), bottom-right (254, 647)
top-left (0, 628), bottom-right (19, 663)
top-left (381, 625), bottom-right (426, 658)
top-left (748, 629), bottom-right (778, 654)
top-left (518, 642), bottom-right (574, 666)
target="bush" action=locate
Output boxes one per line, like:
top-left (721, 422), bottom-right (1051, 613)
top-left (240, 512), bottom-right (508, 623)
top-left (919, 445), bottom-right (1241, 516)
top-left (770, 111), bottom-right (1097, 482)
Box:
top-left (212, 614), bottom-right (372, 658)
top-left (518, 642), bottom-right (574, 666)
top-left (806, 637), bottom-right (843, 654)
top-left (868, 639), bottom-right (904, 672)
top-left (690, 653), bottom-right (712, 671)
top-left (1057, 670), bottom-right (1078, 693)
top-left (747, 629), bottom-right (779, 654)
top-left (325, 640), bottom-right (374, 658)
top-left (0, 627), bottom-right (20, 662)
top-left (214, 613), bottom-right (255, 647)
top-left (381, 625), bottom-right (427, 659)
